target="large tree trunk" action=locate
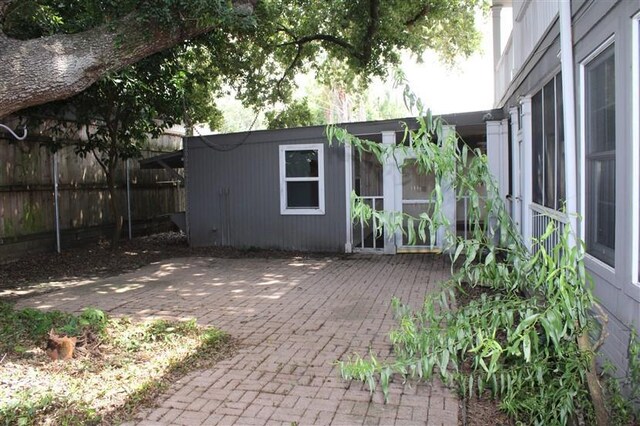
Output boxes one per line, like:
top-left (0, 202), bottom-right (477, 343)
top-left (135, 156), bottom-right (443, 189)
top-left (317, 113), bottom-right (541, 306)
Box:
top-left (0, 0), bottom-right (256, 118)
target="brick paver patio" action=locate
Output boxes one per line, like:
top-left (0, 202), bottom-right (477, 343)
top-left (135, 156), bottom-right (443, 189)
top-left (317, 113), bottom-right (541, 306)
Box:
top-left (16, 254), bottom-right (458, 425)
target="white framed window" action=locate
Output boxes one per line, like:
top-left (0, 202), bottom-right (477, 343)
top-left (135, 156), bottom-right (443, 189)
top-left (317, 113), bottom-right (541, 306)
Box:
top-left (279, 144), bottom-right (325, 215)
top-left (583, 41), bottom-right (616, 267)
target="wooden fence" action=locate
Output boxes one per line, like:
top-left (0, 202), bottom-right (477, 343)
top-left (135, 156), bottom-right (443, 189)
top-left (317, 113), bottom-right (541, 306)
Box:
top-left (0, 130), bottom-right (185, 260)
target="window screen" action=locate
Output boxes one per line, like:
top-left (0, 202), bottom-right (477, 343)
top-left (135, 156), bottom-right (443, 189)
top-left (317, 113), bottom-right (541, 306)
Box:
top-left (585, 44), bottom-right (616, 266)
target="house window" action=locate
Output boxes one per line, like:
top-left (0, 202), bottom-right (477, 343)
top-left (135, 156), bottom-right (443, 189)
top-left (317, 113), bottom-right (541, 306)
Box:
top-left (585, 44), bottom-right (615, 267)
top-left (531, 74), bottom-right (565, 211)
top-left (279, 144), bottom-right (325, 215)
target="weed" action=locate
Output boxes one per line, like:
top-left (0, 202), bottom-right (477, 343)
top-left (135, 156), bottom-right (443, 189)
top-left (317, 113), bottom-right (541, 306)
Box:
top-left (602, 330), bottom-right (640, 425)
top-left (0, 303), bottom-right (234, 425)
top-left (0, 302), bottom-right (106, 355)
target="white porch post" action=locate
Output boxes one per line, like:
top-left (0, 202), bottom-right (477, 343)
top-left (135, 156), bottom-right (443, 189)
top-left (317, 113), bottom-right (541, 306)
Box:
top-left (344, 143), bottom-right (353, 253)
top-left (508, 107), bottom-right (523, 234)
top-left (441, 125), bottom-right (457, 252)
top-left (486, 120), bottom-right (509, 245)
top-left (491, 4), bottom-right (503, 70)
top-left (520, 96), bottom-right (534, 249)
top-left (486, 120), bottom-right (510, 201)
top-left (382, 131), bottom-right (398, 254)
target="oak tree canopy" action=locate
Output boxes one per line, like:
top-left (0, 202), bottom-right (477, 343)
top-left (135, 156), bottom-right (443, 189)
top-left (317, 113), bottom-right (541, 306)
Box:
top-left (0, 0), bottom-right (485, 119)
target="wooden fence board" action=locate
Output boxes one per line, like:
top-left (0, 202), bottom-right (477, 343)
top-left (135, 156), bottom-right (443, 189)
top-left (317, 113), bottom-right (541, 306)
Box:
top-left (0, 131), bottom-right (184, 257)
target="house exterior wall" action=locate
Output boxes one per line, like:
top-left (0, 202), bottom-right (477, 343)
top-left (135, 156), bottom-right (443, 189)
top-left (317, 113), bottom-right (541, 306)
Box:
top-left (495, 0), bottom-right (560, 106)
top-left (572, 0), bottom-right (640, 372)
top-left (184, 113), bottom-right (495, 254)
top-left (185, 128), bottom-right (347, 252)
top-left (495, 0), bottom-right (640, 372)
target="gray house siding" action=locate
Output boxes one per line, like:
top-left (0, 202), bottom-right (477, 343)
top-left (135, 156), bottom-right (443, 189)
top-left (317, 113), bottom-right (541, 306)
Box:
top-left (571, 0), bottom-right (640, 373)
top-left (185, 131), bottom-right (347, 252)
top-left (183, 113), bottom-right (494, 254)
top-left (498, 0), bottom-right (640, 372)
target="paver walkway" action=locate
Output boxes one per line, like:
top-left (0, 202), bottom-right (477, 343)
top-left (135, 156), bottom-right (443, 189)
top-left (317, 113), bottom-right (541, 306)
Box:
top-left (16, 254), bottom-right (458, 425)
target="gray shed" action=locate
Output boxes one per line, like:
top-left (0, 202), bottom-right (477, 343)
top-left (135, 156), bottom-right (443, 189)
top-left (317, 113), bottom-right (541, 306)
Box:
top-left (184, 111), bottom-right (503, 253)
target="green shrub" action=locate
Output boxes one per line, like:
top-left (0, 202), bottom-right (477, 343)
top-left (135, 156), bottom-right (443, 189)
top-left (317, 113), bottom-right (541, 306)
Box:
top-left (332, 96), bottom-right (621, 424)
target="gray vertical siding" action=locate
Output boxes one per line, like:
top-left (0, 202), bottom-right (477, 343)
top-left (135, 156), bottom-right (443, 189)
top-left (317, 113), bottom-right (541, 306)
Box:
top-left (500, 0), bottom-right (640, 373)
top-left (183, 114), bottom-right (492, 253)
top-left (185, 131), bottom-right (346, 252)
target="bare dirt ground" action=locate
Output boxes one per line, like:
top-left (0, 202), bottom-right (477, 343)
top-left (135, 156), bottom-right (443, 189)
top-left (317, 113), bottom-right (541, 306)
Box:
top-left (0, 232), bottom-right (318, 295)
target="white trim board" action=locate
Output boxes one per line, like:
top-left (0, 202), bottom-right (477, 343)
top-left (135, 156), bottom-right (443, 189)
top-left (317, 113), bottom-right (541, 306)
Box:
top-left (631, 14), bottom-right (640, 285)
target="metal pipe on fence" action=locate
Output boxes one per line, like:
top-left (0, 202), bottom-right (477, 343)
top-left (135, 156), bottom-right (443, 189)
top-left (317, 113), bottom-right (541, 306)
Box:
top-left (126, 159), bottom-right (132, 240)
top-left (53, 150), bottom-right (61, 253)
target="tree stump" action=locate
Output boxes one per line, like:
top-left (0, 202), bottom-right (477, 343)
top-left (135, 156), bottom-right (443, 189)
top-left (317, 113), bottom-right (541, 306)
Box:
top-left (45, 331), bottom-right (77, 361)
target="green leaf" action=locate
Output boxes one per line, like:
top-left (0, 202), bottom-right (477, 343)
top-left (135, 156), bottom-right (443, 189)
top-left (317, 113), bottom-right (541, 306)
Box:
top-left (380, 367), bottom-right (391, 402)
top-left (484, 250), bottom-right (495, 266)
top-left (440, 349), bottom-right (450, 375)
top-left (522, 334), bottom-right (531, 362)
top-left (453, 243), bottom-right (464, 263)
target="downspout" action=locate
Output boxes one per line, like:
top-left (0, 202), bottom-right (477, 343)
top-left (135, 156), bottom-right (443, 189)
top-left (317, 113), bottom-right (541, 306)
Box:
top-left (559, 0), bottom-right (578, 245)
top-left (561, 5), bottom-right (608, 424)
top-left (52, 150), bottom-right (61, 253)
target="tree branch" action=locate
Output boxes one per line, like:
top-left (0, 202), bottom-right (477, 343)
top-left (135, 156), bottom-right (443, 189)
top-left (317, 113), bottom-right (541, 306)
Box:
top-left (360, 0), bottom-right (380, 64)
top-left (592, 302), bottom-right (609, 352)
top-left (0, 0), bottom-right (256, 118)
top-left (275, 41), bottom-right (305, 99)
top-left (275, 0), bottom-right (382, 67)
top-left (0, 0), bottom-right (14, 20)
top-left (278, 33), bottom-right (361, 58)
top-left (405, 4), bottom-right (431, 28)
top-left (86, 126), bottom-right (107, 174)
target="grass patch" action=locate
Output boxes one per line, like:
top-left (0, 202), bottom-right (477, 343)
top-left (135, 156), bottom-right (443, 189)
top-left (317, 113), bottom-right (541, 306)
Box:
top-left (0, 301), bottom-right (236, 425)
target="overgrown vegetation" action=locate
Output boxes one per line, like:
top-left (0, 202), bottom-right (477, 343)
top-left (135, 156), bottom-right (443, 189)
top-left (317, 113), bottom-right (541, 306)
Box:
top-left (330, 98), bottom-right (639, 424)
top-left (603, 330), bottom-right (640, 425)
top-left (0, 302), bottom-right (234, 425)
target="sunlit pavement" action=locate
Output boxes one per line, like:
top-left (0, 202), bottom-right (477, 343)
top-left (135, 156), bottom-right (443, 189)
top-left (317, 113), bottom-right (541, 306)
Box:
top-left (16, 254), bottom-right (458, 425)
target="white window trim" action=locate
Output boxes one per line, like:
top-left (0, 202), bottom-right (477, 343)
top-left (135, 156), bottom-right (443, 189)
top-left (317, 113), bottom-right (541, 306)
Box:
top-left (632, 13), bottom-right (640, 285)
top-left (279, 143), bottom-right (325, 215)
top-left (579, 35), bottom-right (616, 274)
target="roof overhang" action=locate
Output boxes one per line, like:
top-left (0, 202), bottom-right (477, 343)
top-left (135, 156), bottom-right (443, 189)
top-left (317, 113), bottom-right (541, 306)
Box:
top-left (139, 149), bottom-right (183, 169)
top-left (139, 149), bottom-right (184, 183)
